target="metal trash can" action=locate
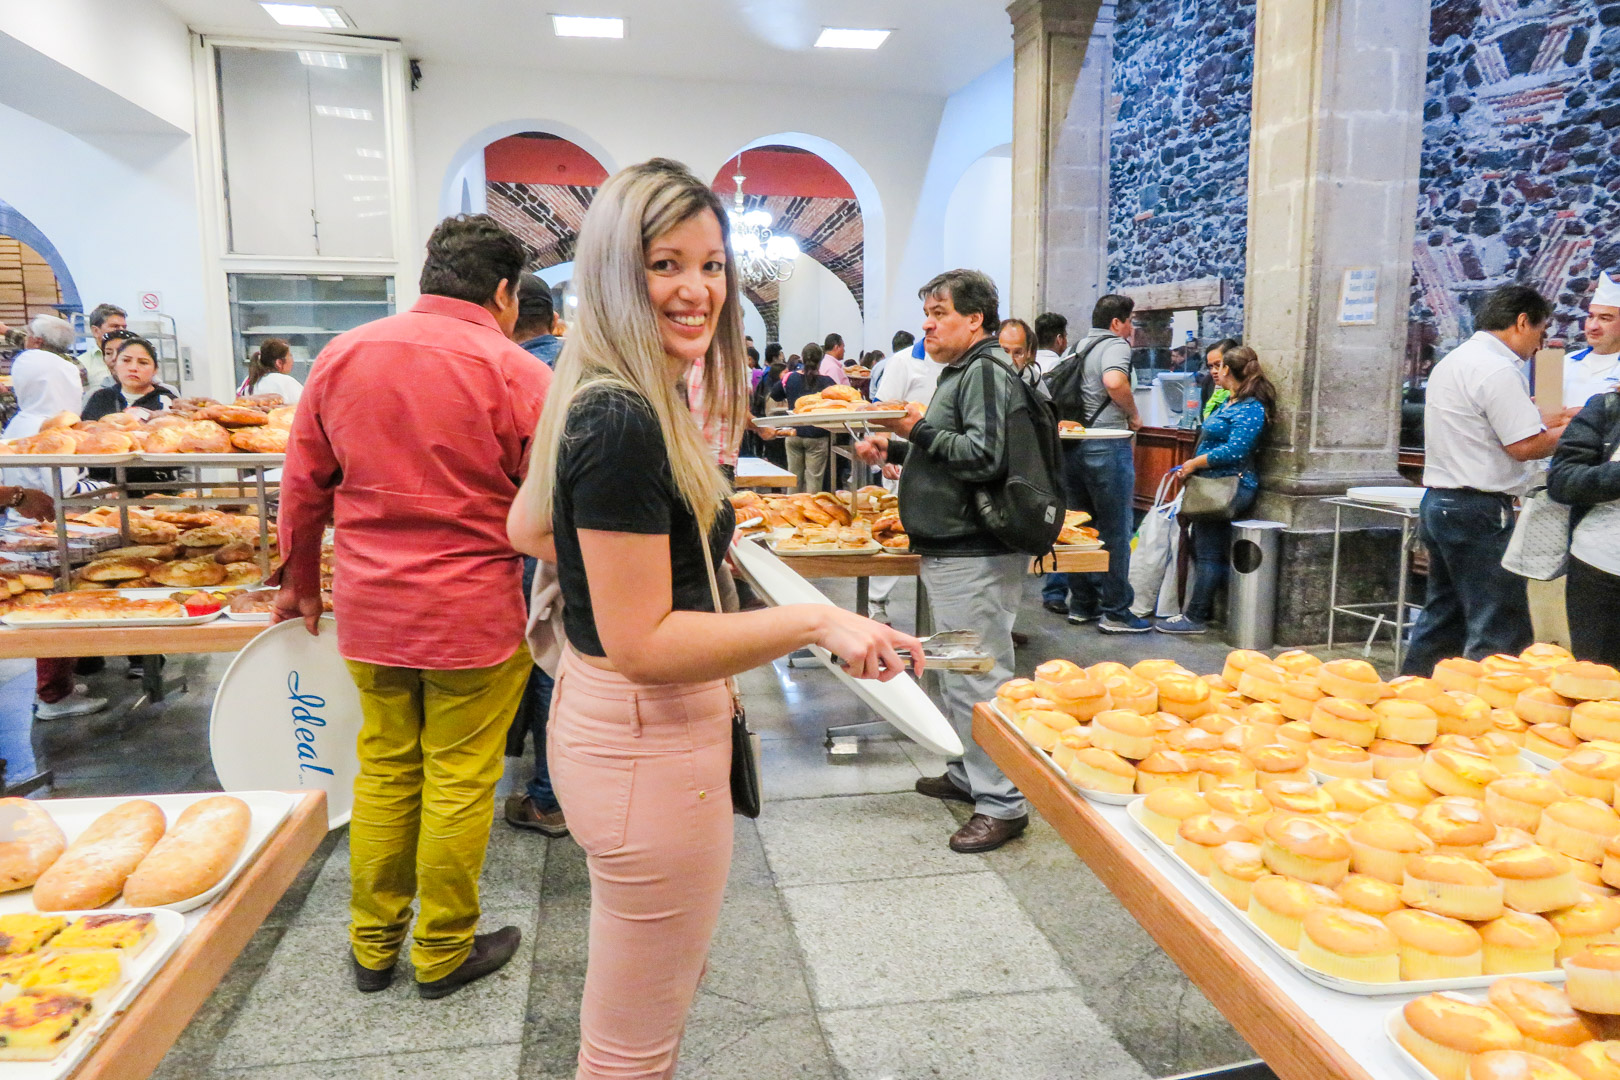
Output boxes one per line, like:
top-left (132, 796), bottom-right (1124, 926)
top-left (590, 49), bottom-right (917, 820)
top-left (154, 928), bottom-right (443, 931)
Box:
top-left (1227, 520), bottom-right (1286, 650)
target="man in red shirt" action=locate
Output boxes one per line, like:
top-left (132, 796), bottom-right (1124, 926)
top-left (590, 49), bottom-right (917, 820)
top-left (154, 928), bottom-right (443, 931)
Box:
top-left (276, 215), bottom-right (551, 999)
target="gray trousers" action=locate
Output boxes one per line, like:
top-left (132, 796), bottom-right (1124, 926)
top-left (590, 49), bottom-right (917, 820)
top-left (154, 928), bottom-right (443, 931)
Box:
top-left (919, 553), bottom-right (1029, 820)
top-left (784, 435), bottom-right (830, 493)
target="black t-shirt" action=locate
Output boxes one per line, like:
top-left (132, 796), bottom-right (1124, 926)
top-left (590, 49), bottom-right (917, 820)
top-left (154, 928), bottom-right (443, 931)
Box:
top-left (554, 388), bottom-right (735, 658)
top-left (782, 369), bottom-right (833, 438)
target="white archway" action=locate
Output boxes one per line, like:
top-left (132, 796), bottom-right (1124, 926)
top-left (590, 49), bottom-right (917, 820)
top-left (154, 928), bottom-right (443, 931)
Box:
top-left (437, 119), bottom-right (619, 221)
top-left (713, 132), bottom-right (886, 347)
top-left (942, 144), bottom-right (1012, 316)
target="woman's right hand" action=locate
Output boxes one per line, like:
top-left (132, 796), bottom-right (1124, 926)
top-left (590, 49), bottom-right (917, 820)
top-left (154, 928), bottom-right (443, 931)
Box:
top-left (809, 606), bottom-right (924, 681)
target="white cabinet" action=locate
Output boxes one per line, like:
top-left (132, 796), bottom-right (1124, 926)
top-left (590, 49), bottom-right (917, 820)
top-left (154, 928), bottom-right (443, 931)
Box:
top-left (216, 46), bottom-right (392, 259)
top-left (228, 273), bottom-right (394, 386)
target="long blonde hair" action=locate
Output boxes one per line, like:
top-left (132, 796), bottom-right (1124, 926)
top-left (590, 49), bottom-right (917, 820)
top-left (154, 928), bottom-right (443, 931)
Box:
top-left (526, 158), bottom-right (748, 532)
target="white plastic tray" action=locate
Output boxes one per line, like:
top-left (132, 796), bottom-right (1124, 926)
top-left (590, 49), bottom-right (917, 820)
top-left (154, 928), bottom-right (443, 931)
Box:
top-left (753, 409), bottom-right (907, 429)
top-left (730, 538), bottom-right (962, 758)
top-left (987, 702), bottom-right (1141, 804)
top-left (1060, 428), bottom-right (1134, 440)
top-left (879, 544), bottom-right (912, 555)
top-left (767, 540), bottom-right (883, 557)
top-left (1385, 1007), bottom-right (1448, 1080)
top-left (1122, 799), bottom-right (1566, 995)
top-left (1521, 747), bottom-right (1560, 771)
top-left (1346, 486), bottom-right (1425, 509)
top-left (0, 907), bottom-right (186, 1080)
top-left (222, 610), bottom-right (273, 623)
top-left (0, 791), bottom-right (295, 916)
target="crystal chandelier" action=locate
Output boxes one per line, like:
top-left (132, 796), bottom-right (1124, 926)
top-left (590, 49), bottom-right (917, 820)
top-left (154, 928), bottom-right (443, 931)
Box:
top-left (727, 157), bottom-right (799, 290)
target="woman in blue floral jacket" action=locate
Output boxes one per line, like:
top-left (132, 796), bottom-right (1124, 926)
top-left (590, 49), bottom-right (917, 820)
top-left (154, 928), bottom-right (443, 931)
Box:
top-left (1158, 345), bottom-right (1278, 634)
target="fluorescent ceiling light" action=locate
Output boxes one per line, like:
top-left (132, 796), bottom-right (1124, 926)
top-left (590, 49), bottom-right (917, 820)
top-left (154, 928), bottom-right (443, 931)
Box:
top-left (342, 174), bottom-right (387, 182)
top-left (314, 105), bottom-right (372, 120)
top-left (815, 27), bottom-right (890, 49)
top-left (356, 148), bottom-right (384, 159)
top-left (552, 14), bottom-right (625, 38)
top-left (260, 4), bottom-right (353, 28)
top-left (297, 50), bottom-right (349, 68)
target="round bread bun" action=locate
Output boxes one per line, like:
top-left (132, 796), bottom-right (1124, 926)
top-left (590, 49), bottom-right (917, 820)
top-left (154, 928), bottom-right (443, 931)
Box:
top-left (1136, 750), bottom-right (1198, 794)
top-left (1133, 658), bottom-right (1193, 682)
top-left (1374, 699), bottom-right (1441, 745)
top-left (1090, 709), bottom-right (1157, 760)
top-left (1208, 841), bottom-right (1267, 907)
top-left (1391, 675), bottom-right (1449, 709)
top-left (1552, 747), bottom-right (1620, 802)
top-left (1349, 817), bottom-right (1436, 879)
top-left (1562, 942), bottom-right (1620, 1013)
top-left (1245, 742), bottom-right (1310, 782)
top-left (1488, 775), bottom-right (1567, 833)
top-left (1539, 798), bottom-right (1620, 864)
top-left (1487, 977), bottom-right (1597, 1055)
top-left (1483, 673), bottom-right (1543, 711)
top-left (1086, 661), bottom-right (1133, 683)
top-left (1307, 739), bottom-right (1374, 780)
top-left (1155, 673), bottom-right (1212, 719)
top-left (1261, 814), bottom-right (1351, 885)
top-left (1485, 653), bottom-right (1541, 680)
top-left (1403, 852), bottom-right (1506, 920)
top-left (1550, 897), bottom-right (1620, 962)
top-left (1308, 697), bottom-right (1378, 747)
top-left (1523, 644), bottom-right (1578, 669)
top-left (1528, 723), bottom-right (1584, 762)
top-left (1279, 678), bottom-right (1325, 722)
top-left (1260, 778), bottom-right (1334, 815)
top-left (1388, 767), bottom-right (1441, 808)
top-left (1298, 906), bottom-right (1401, 981)
top-left (1323, 777), bottom-right (1387, 813)
top-left (1479, 912), bottom-right (1563, 975)
top-left (1247, 873), bottom-right (1344, 948)
top-left (1565, 1041), bottom-right (1620, 1080)
top-left (1434, 657), bottom-right (1487, 695)
top-left (1195, 749), bottom-right (1257, 791)
top-left (1177, 811), bottom-right (1253, 848)
top-left (1485, 843), bottom-right (1585, 914)
top-left (1336, 873), bottom-right (1404, 916)
top-left (1437, 691), bottom-right (1496, 737)
top-left (1415, 796), bottom-right (1497, 853)
top-left (1032, 659), bottom-right (1085, 697)
top-left (1476, 731), bottom-right (1525, 771)
top-left (1139, 788), bottom-right (1211, 842)
top-left (1387, 911), bottom-right (1488, 983)
top-left (1220, 649), bottom-right (1268, 686)
top-left (1065, 747), bottom-right (1137, 795)
top-left (1469, 1051), bottom-right (1582, 1080)
top-left (1318, 658), bottom-right (1385, 704)
top-left (1553, 663), bottom-right (1620, 703)
top-left (1362, 802), bottom-right (1421, 825)
top-left (1274, 649), bottom-right (1323, 677)
top-left (1237, 660), bottom-right (1287, 704)
top-left (1519, 686), bottom-right (1578, 727)
top-left (1492, 708), bottom-right (1532, 742)
top-left (1204, 785), bottom-right (1272, 827)
top-left (1573, 702), bottom-right (1620, 745)
top-left (1240, 701), bottom-right (1290, 728)
top-left (1043, 676), bottom-right (1114, 721)
top-left (1370, 738), bottom-right (1426, 779)
top-left (1397, 994), bottom-right (1521, 1080)
top-left (1421, 747), bottom-right (1504, 799)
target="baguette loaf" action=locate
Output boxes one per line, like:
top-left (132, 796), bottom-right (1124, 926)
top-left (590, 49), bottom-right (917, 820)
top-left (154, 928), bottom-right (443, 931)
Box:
top-left (123, 796), bottom-right (250, 906)
top-left (32, 801), bottom-right (166, 911)
top-left (0, 801), bottom-right (65, 893)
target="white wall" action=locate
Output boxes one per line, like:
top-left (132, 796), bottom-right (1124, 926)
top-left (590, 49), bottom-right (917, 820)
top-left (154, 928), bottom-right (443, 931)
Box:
top-left (776, 257), bottom-right (862, 358)
top-left (890, 57), bottom-right (1014, 337)
top-left (412, 63), bottom-right (944, 349)
top-left (0, 102), bottom-right (210, 388)
top-left (942, 152), bottom-right (1013, 314)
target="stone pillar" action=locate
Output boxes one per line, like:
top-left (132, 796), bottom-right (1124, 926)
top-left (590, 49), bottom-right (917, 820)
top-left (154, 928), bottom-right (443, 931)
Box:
top-left (1008, 0), bottom-right (1105, 319)
top-left (1043, 4), bottom-right (1115, 321)
top-left (1243, 0), bottom-right (1430, 644)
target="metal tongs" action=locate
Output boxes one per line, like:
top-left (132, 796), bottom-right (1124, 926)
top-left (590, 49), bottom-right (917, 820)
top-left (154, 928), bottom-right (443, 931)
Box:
top-left (902, 629), bottom-right (994, 673)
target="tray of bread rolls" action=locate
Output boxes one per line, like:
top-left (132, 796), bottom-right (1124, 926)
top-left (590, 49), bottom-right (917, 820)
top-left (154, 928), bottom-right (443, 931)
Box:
top-left (0, 397), bottom-right (293, 467)
top-left (0, 791), bottom-right (296, 916)
top-left (0, 593), bottom-right (224, 628)
top-left (0, 906), bottom-right (185, 1075)
top-left (1384, 980), bottom-right (1620, 1080)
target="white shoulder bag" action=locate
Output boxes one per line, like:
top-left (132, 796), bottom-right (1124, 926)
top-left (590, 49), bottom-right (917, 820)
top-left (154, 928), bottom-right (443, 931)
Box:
top-left (1501, 485), bottom-right (1570, 581)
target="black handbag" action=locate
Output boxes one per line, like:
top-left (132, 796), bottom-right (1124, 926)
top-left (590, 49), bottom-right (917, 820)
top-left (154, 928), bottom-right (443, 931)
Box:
top-left (699, 538), bottom-right (762, 818)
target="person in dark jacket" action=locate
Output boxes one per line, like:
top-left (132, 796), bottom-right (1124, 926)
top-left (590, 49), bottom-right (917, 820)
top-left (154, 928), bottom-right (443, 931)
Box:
top-left (82, 337), bottom-right (175, 420)
top-left (514, 275), bottom-right (562, 366)
top-left (781, 342), bottom-right (834, 492)
top-left (1548, 390), bottom-right (1620, 666)
top-left (856, 269), bottom-right (1029, 854)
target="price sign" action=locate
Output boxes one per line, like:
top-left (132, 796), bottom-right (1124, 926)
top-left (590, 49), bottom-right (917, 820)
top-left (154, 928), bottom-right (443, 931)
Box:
top-left (139, 291), bottom-right (163, 312)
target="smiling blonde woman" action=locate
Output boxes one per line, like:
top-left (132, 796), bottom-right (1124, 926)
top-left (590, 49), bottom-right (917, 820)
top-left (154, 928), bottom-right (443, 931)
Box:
top-left (508, 158), bottom-right (919, 1078)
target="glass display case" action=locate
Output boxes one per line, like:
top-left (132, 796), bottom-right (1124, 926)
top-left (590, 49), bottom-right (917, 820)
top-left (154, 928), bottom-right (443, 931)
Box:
top-left (227, 273), bottom-right (394, 387)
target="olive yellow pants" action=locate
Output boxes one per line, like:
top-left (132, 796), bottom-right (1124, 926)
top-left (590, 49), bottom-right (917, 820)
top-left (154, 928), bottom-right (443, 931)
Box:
top-left (345, 648), bottom-right (531, 981)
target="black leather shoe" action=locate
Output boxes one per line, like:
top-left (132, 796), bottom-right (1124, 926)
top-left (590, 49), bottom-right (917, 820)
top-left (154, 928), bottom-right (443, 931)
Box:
top-left (949, 813), bottom-right (1029, 853)
top-left (915, 774), bottom-right (974, 805)
top-left (417, 926), bottom-right (522, 1000)
top-left (1041, 599), bottom-right (1068, 615)
top-left (351, 953), bottom-right (395, 993)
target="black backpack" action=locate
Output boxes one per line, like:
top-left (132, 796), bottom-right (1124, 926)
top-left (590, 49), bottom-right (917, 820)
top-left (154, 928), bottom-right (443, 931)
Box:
top-left (1044, 336), bottom-right (1112, 426)
top-left (969, 352), bottom-right (1066, 556)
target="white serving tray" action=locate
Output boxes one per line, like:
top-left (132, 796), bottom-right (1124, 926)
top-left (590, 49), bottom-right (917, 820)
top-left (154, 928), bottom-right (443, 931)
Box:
top-left (752, 409), bottom-right (908, 429)
top-left (1122, 799), bottom-right (1566, 995)
top-left (133, 453), bottom-right (283, 468)
top-left (1060, 428), bottom-right (1134, 440)
top-left (0, 609), bottom-right (222, 629)
top-left (0, 455), bottom-right (138, 468)
top-left (988, 702), bottom-right (1140, 804)
top-left (222, 611), bottom-right (272, 623)
top-left (1345, 486), bottom-right (1426, 510)
top-left (767, 540), bottom-right (883, 557)
top-left (879, 544), bottom-right (912, 555)
top-left (1521, 747), bottom-right (1561, 771)
top-left (0, 792), bottom-right (296, 916)
top-left (729, 538), bottom-right (962, 757)
top-left (0, 907), bottom-right (186, 1080)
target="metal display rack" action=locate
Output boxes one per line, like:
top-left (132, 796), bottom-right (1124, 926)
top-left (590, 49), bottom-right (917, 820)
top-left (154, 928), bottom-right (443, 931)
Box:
top-left (1322, 495), bottom-right (1422, 673)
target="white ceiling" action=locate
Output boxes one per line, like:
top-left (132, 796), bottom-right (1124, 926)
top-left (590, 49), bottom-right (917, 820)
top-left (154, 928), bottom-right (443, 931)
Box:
top-left (156, 0), bottom-right (1016, 97)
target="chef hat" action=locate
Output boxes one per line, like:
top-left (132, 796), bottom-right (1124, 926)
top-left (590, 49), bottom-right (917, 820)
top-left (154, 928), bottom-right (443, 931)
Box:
top-left (1594, 271), bottom-right (1620, 309)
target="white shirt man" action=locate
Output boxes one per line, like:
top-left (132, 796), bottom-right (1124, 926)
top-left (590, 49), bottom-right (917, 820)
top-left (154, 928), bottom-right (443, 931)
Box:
top-left (1034, 348), bottom-right (1063, 376)
top-left (874, 341), bottom-right (942, 407)
top-left (1565, 271), bottom-right (1620, 407)
top-left (1423, 330), bottom-right (1548, 495)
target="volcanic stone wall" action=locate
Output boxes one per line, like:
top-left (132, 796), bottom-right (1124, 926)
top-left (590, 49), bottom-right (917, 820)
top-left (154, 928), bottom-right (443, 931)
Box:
top-left (1105, 0), bottom-right (1256, 340)
top-left (1412, 0), bottom-right (1620, 365)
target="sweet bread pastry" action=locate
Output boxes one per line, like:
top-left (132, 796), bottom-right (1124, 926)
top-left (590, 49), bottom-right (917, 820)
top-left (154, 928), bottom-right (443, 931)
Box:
top-left (1297, 907), bottom-right (1399, 982)
top-left (1549, 897), bottom-right (1620, 960)
top-left (228, 426), bottom-right (290, 453)
top-left (1483, 673), bottom-right (1543, 711)
top-left (149, 558), bottom-right (227, 588)
top-left (1519, 686), bottom-right (1578, 727)
top-left (1488, 775), bottom-right (1566, 833)
top-left (1155, 673), bottom-right (1212, 719)
top-left (1420, 747), bottom-right (1502, 798)
top-left (1261, 814), bottom-right (1350, 885)
top-left (0, 801), bottom-right (65, 894)
top-left (1565, 1040), bottom-right (1620, 1080)
top-left (125, 518), bottom-right (181, 545)
top-left (1246, 873), bottom-right (1343, 948)
top-left (1479, 914), bottom-right (1563, 975)
top-left (1485, 843), bottom-right (1584, 914)
top-left (1209, 841), bottom-right (1266, 908)
top-left (219, 562), bottom-right (263, 586)
top-left (200, 403), bottom-right (269, 427)
top-left (1236, 660), bottom-right (1286, 703)
top-left (49, 912), bottom-right (156, 956)
top-left (1306, 739), bottom-right (1374, 779)
top-left (1434, 657), bottom-right (1486, 694)
top-left (1553, 662), bottom-right (1620, 703)
top-left (1552, 746), bottom-right (1620, 801)
top-left (1317, 658), bottom-right (1384, 704)
top-left (67, 429), bottom-right (136, 454)
top-left (1572, 702), bottom-right (1620, 744)
top-left (79, 556), bottom-right (160, 583)
top-left (1415, 795), bottom-right (1497, 857)
top-left (1138, 788), bottom-right (1210, 843)
top-left (1528, 723), bottom-right (1584, 761)
top-left (1437, 690), bottom-right (1495, 736)
top-left (1136, 750), bottom-right (1198, 794)
top-left (1089, 710), bottom-right (1155, 759)
top-left (123, 795), bottom-right (250, 906)
top-left (1385, 909), bottom-right (1487, 982)
top-left (1323, 777), bottom-right (1387, 813)
top-left (1174, 812), bottom-right (1253, 874)
top-left (1538, 798), bottom-right (1620, 864)
top-left (1375, 699), bottom-right (1440, 745)
top-left (0, 914), bottom-right (67, 955)
top-left (177, 421), bottom-right (233, 453)
top-left (1335, 872), bottom-right (1404, 917)
top-left (1349, 816), bottom-right (1434, 883)
top-left (33, 801), bottom-right (166, 910)
top-left (22, 951), bottom-right (123, 1010)
top-left (1487, 977), bottom-right (1597, 1057)
top-left (1065, 747), bottom-right (1135, 794)
top-left (1221, 649), bottom-right (1267, 686)
top-left (1205, 786), bottom-right (1272, 832)
top-left (1564, 943), bottom-right (1620, 1013)
top-left (38, 411), bottom-right (77, 432)
top-left (1370, 738), bottom-right (1425, 779)
top-left (1308, 697), bottom-right (1378, 746)
top-left (1468, 1052), bottom-right (1582, 1080)
top-left (1403, 851), bottom-right (1505, 919)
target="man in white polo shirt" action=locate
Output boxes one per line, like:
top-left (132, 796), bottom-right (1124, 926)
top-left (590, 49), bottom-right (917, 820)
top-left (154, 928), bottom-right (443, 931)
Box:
top-left (1565, 271), bottom-right (1620, 408)
top-left (1402, 284), bottom-right (1579, 676)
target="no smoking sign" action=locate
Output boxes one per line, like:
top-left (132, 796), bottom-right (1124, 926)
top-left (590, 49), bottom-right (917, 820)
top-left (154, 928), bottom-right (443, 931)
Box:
top-left (139, 291), bottom-right (162, 312)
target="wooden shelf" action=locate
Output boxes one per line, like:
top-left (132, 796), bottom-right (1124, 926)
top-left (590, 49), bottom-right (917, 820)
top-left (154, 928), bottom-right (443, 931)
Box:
top-left (0, 621), bottom-right (268, 659)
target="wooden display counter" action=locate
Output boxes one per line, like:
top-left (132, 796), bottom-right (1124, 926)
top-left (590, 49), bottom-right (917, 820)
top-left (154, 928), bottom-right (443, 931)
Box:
top-left (976, 704), bottom-right (1382, 1080)
top-left (1133, 425), bottom-right (1197, 512)
top-left (0, 621), bottom-right (267, 659)
top-left (76, 789), bottom-right (328, 1080)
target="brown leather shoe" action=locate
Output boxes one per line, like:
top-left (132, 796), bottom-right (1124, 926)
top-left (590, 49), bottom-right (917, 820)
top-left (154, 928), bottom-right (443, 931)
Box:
top-left (1011, 631), bottom-right (1029, 647)
top-left (504, 795), bottom-right (568, 838)
top-left (915, 774), bottom-right (973, 805)
top-left (949, 813), bottom-right (1028, 853)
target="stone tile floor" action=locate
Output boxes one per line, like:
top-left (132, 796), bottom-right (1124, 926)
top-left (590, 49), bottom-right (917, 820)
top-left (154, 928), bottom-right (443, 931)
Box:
top-left (0, 580), bottom-right (1403, 1078)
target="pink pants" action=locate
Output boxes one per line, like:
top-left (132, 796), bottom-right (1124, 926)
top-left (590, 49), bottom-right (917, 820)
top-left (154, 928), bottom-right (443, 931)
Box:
top-left (548, 648), bottom-right (734, 1079)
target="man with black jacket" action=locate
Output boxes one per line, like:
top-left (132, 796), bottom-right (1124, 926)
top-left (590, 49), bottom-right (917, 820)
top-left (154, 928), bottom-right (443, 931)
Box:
top-left (856, 269), bottom-right (1029, 853)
